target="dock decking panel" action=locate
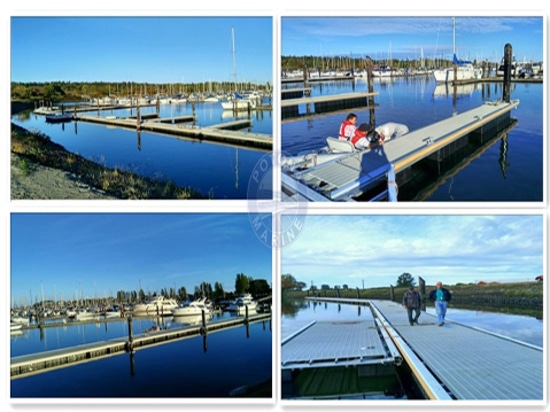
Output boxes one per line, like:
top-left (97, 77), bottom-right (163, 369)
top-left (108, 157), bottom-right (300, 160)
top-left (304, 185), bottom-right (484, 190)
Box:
top-left (383, 100), bottom-right (519, 172)
top-left (282, 319), bottom-right (391, 369)
top-left (371, 300), bottom-right (543, 400)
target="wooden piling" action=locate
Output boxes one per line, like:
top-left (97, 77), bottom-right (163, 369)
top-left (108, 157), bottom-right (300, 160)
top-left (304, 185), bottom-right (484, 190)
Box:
top-left (127, 317), bottom-right (133, 350)
top-left (201, 310), bottom-right (207, 336)
top-left (366, 56), bottom-right (376, 126)
top-left (390, 285), bottom-right (395, 301)
top-left (503, 43), bottom-right (513, 103)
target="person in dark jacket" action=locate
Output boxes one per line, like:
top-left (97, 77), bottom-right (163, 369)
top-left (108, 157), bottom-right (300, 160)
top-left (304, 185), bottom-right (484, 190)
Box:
top-left (402, 285), bottom-right (422, 325)
top-left (428, 281), bottom-right (452, 326)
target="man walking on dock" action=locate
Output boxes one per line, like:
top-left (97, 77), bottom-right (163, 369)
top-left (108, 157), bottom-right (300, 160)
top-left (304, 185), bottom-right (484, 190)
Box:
top-left (403, 285), bottom-right (422, 326)
top-left (429, 281), bottom-right (452, 326)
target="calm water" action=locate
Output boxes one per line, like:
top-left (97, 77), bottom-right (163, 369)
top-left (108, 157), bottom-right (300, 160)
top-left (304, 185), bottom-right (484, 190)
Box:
top-left (282, 300), bottom-right (543, 347)
top-left (281, 77), bottom-right (543, 201)
top-left (11, 313), bottom-right (272, 398)
top-left (11, 101), bottom-right (273, 199)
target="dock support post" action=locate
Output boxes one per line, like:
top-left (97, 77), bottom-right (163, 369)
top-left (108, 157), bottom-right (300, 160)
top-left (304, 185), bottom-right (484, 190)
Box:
top-left (365, 56), bottom-right (376, 126)
top-left (136, 106), bottom-right (141, 131)
top-left (389, 285), bottom-right (395, 302)
top-left (303, 63), bottom-right (309, 90)
top-left (356, 287), bottom-right (360, 299)
top-left (419, 276), bottom-right (426, 311)
top-left (126, 317), bottom-right (134, 351)
top-left (200, 309), bottom-right (208, 335)
top-left (503, 43), bottom-right (513, 103)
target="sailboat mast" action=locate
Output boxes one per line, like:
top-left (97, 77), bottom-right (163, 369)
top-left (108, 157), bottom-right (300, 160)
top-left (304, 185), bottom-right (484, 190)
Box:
top-left (231, 27), bottom-right (237, 92)
top-left (452, 17), bottom-right (456, 59)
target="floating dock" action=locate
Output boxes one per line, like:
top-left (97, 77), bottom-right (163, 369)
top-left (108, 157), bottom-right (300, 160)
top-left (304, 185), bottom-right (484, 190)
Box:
top-left (281, 92), bottom-right (378, 120)
top-left (285, 298), bottom-right (543, 401)
top-left (11, 313), bottom-right (271, 379)
top-left (282, 99), bottom-right (519, 201)
top-left (74, 114), bottom-right (271, 151)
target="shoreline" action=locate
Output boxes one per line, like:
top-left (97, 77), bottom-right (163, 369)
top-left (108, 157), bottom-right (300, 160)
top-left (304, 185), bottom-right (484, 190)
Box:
top-left (10, 121), bottom-right (205, 200)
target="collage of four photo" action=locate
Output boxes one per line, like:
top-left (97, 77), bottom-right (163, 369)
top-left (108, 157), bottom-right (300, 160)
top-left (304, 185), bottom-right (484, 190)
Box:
top-left (7, 12), bottom-right (546, 409)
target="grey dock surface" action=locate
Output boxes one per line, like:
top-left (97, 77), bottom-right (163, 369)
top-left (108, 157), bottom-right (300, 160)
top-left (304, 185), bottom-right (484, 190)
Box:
top-left (11, 313), bottom-right (271, 379)
top-left (304, 297), bottom-right (543, 400)
top-left (283, 100), bottom-right (518, 201)
top-left (75, 114), bottom-right (271, 151)
top-left (281, 317), bottom-right (401, 369)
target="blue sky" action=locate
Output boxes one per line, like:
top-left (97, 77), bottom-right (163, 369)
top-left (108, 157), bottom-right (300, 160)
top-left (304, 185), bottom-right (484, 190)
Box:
top-left (10, 213), bottom-right (272, 305)
top-left (282, 16), bottom-right (544, 63)
top-left (281, 214), bottom-right (544, 289)
top-left (10, 16), bottom-right (273, 84)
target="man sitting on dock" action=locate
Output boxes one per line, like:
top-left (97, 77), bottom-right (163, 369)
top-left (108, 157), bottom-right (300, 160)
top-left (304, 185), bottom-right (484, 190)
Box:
top-left (351, 123), bottom-right (384, 150)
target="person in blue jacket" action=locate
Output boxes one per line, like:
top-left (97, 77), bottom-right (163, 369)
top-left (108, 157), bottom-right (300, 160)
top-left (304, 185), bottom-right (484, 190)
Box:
top-left (428, 281), bottom-right (452, 326)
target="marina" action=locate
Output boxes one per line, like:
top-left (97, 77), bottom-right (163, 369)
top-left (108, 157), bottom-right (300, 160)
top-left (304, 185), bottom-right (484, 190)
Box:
top-left (12, 100), bottom-right (273, 199)
top-left (282, 298), bottom-right (543, 400)
top-left (281, 74), bottom-right (542, 202)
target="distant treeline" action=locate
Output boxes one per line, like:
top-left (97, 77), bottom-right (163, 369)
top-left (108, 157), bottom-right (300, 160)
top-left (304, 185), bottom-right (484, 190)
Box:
top-left (11, 79), bottom-right (272, 102)
top-left (283, 281), bottom-right (543, 318)
top-left (281, 54), bottom-right (474, 72)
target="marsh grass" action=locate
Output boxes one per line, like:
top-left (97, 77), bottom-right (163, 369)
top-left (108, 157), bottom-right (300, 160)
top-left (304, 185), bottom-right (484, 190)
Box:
top-left (11, 123), bottom-right (205, 199)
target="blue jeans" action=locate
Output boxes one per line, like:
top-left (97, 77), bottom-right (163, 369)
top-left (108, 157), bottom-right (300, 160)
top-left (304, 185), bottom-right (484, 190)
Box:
top-left (435, 301), bottom-right (448, 324)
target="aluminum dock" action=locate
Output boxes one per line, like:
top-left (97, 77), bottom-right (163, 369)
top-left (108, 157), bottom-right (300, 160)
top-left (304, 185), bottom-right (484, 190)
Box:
top-left (295, 298), bottom-right (543, 401)
top-left (282, 99), bottom-right (519, 201)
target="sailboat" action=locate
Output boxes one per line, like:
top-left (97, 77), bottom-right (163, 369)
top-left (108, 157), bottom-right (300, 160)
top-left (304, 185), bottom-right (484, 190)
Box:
top-left (221, 27), bottom-right (257, 111)
top-left (372, 42), bottom-right (396, 78)
top-left (433, 17), bottom-right (482, 83)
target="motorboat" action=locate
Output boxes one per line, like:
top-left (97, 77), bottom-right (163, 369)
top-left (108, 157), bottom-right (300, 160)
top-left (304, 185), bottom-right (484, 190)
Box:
top-left (10, 322), bottom-right (23, 332)
top-left (132, 296), bottom-right (179, 316)
top-left (281, 122), bottom-right (408, 202)
top-left (45, 112), bottom-right (73, 123)
top-left (226, 293), bottom-right (258, 314)
top-left (171, 297), bottom-right (212, 317)
top-left (10, 316), bottom-right (30, 327)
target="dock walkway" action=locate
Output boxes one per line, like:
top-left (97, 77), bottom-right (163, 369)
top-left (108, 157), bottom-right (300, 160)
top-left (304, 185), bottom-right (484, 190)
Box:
top-left (303, 297), bottom-right (543, 401)
top-left (75, 114), bottom-right (271, 151)
top-left (283, 100), bottom-right (518, 201)
top-left (11, 313), bottom-right (271, 379)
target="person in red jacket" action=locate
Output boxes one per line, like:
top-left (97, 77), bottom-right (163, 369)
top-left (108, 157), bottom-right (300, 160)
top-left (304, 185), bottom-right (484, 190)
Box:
top-left (351, 123), bottom-right (385, 150)
top-left (338, 113), bottom-right (358, 141)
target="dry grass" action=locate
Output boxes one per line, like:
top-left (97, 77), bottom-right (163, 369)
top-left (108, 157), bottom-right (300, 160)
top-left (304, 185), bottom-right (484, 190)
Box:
top-left (11, 123), bottom-right (205, 199)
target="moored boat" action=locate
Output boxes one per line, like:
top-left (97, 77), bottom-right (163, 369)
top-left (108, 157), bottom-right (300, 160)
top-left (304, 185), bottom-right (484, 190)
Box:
top-left (45, 113), bottom-right (73, 123)
top-left (132, 295), bottom-right (179, 316)
top-left (171, 297), bottom-right (212, 317)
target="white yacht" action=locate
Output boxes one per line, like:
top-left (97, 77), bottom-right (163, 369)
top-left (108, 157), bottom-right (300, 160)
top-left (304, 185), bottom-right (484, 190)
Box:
top-left (172, 297), bottom-right (212, 317)
top-left (227, 293), bottom-right (258, 314)
top-left (132, 296), bottom-right (179, 316)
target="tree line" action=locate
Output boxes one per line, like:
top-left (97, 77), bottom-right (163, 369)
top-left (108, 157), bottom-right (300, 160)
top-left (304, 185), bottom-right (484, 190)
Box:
top-left (11, 80), bottom-right (272, 102)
